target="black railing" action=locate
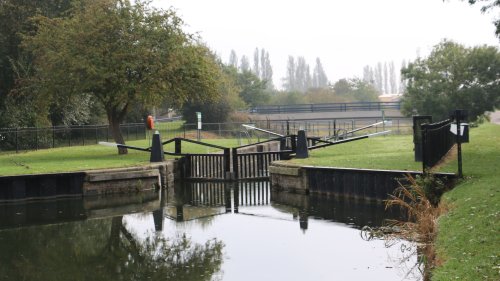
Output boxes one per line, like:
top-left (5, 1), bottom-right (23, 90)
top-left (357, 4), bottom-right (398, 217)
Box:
top-left (0, 123), bottom-right (146, 153)
top-left (184, 153), bottom-right (229, 180)
top-left (232, 137), bottom-right (290, 180)
top-left (161, 138), bottom-right (230, 181)
top-left (232, 151), bottom-right (282, 180)
top-left (166, 119), bottom-right (412, 142)
top-left (249, 101), bottom-right (401, 114)
top-left (421, 119), bottom-right (454, 169)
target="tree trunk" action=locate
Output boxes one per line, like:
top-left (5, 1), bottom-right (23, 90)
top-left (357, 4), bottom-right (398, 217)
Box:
top-left (108, 108), bottom-right (128, 155)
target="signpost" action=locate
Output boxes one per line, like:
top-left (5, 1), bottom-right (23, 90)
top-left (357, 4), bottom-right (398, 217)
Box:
top-left (196, 112), bottom-right (202, 141)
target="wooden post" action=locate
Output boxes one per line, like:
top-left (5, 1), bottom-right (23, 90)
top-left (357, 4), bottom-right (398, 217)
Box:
top-left (421, 124), bottom-right (428, 173)
top-left (175, 138), bottom-right (181, 154)
top-left (224, 148), bottom-right (231, 179)
top-left (232, 148), bottom-right (239, 180)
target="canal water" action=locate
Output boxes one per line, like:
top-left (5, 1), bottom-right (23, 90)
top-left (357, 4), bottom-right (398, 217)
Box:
top-left (0, 181), bottom-right (421, 281)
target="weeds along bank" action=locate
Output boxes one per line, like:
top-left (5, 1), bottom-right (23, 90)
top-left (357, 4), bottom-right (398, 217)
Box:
top-left (432, 123), bottom-right (499, 281)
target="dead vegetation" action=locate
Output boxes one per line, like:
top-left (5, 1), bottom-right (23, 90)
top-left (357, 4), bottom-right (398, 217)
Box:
top-left (383, 174), bottom-right (449, 281)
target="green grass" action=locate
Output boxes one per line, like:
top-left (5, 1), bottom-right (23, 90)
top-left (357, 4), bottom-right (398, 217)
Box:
top-left (289, 134), bottom-right (422, 171)
top-left (431, 123), bottom-right (500, 281)
top-left (0, 137), bottom-right (243, 176)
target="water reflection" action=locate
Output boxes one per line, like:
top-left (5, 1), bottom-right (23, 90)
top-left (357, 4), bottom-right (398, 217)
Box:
top-left (168, 180), bottom-right (406, 231)
top-left (0, 181), bottom-right (420, 281)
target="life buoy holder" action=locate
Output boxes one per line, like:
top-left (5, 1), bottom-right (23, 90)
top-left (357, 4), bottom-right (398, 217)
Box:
top-left (146, 115), bottom-right (154, 130)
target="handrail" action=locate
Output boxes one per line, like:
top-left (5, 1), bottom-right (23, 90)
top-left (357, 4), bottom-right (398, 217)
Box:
top-left (161, 137), bottom-right (227, 150)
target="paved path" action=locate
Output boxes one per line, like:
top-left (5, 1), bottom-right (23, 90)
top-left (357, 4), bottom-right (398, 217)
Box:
top-left (490, 111), bottom-right (500, 125)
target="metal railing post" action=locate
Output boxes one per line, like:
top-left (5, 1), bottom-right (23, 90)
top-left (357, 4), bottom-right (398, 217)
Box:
top-left (232, 148), bottom-right (239, 180)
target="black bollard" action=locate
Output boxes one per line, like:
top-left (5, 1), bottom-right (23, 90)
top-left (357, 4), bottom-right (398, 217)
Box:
top-left (296, 130), bottom-right (309, 159)
top-left (150, 131), bottom-right (164, 162)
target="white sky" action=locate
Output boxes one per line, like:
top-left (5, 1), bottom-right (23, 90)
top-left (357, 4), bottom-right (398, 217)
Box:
top-left (153, 0), bottom-right (499, 89)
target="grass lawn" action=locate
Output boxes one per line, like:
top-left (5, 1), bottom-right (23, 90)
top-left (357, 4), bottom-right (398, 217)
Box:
top-left (431, 122), bottom-right (500, 281)
top-left (0, 138), bottom-right (242, 176)
top-left (289, 134), bottom-right (423, 171)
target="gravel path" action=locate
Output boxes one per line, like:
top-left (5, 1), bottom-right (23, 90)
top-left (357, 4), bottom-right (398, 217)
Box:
top-left (490, 111), bottom-right (500, 125)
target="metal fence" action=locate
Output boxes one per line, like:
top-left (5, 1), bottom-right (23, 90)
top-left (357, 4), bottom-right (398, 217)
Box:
top-left (154, 118), bottom-right (413, 141)
top-left (249, 101), bottom-right (402, 114)
top-left (0, 123), bottom-right (146, 153)
top-left (1, 117), bottom-right (413, 153)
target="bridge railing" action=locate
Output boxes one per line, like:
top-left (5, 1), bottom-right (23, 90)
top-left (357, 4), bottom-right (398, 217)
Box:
top-left (249, 101), bottom-right (401, 114)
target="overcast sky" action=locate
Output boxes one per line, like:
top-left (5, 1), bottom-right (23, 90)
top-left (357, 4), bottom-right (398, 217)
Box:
top-left (153, 0), bottom-right (498, 89)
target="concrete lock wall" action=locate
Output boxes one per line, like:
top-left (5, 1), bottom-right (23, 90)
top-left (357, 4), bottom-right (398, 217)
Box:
top-left (0, 160), bottom-right (177, 202)
top-left (269, 162), bottom-right (456, 201)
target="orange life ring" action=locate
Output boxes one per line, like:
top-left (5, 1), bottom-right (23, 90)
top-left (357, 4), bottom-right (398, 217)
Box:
top-left (146, 115), bottom-right (154, 130)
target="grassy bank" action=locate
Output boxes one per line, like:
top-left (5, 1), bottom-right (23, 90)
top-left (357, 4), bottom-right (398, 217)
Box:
top-left (432, 123), bottom-right (499, 281)
top-left (290, 134), bottom-right (422, 171)
top-left (0, 138), bottom-right (240, 176)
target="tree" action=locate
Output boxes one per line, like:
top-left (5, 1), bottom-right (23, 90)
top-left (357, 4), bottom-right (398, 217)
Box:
top-left (283, 56), bottom-right (296, 91)
top-left (401, 40), bottom-right (500, 121)
top-left (332, 79), bottom-right (352, 96)
top-left (351, 79), bottom-right (379, 101)
top-left (237, 70), bottom-right (269, 107)
top-left (26, 0), bottom-right (221, 154)
top-left (240, 55), bottom-right (250, 72)
top-left (313, 58), bottom-right (328, 88)
top-left (229, 50), bottom-right (238, 68)
top-left (362, 65), bottom-right (374, 84)
top-left (269, 90), bottom-right (306, 105)
top-left (295, 56), bottom-right (311, 93)
top-left (383, 62), bottom-right (389, 94)
top-left (332, 78), bottom-right (379, 102)
top-left (374, 62), bottom-right (383, 93)
top-left (262, 50), bottom-right (274, 90)
top-left (182, 64), bottom-right (245, 123)
top-left (400, 60), bottom-right (408, 94)
top-left (0, 0), bottom-right (75, 128)
top-left (253, 48), bottom-right (260, 77)
top-left (389, 61), bottom-right (397, 94)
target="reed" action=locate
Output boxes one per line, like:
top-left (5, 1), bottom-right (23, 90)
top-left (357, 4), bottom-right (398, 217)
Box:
top-left (384, 174), bottom-right (448, 281)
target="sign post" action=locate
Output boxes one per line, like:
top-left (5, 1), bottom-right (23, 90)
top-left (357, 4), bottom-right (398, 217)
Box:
top-left (454, 109), bottom-right (467, 178)
top-left (196, 112), bottom-right (202, 141)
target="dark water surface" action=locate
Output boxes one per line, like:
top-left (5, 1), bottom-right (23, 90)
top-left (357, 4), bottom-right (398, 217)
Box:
top-left (0, 181), bottom-right (421, 281)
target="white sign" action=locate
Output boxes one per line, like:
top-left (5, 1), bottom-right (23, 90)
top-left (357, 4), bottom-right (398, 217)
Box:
top-left (196, 112), bottom-right (202, 130)
top-left (450, 123), bottom-right (467, 136)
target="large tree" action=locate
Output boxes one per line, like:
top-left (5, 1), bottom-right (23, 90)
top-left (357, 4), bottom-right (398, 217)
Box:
top-left (401, 40), bottom-right (500, 121)
top-left (313, 58), bottom-right (329, 89)
top-left (0, 0), bottom-right (75, 127)
top-left (25, 0), bottom-right (221, 154)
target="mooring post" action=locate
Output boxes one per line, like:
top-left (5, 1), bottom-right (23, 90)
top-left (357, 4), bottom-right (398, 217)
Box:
top-left (279, 137), bottom-right (289, 160)
top-left (296, 130), bottom-right (309, 159)
top-left (291, 134), bottom-right (297, 153)
top-left (175, 138), bottom-right (181, 154)
top-left (150, 131), bottom-right (164, 162)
